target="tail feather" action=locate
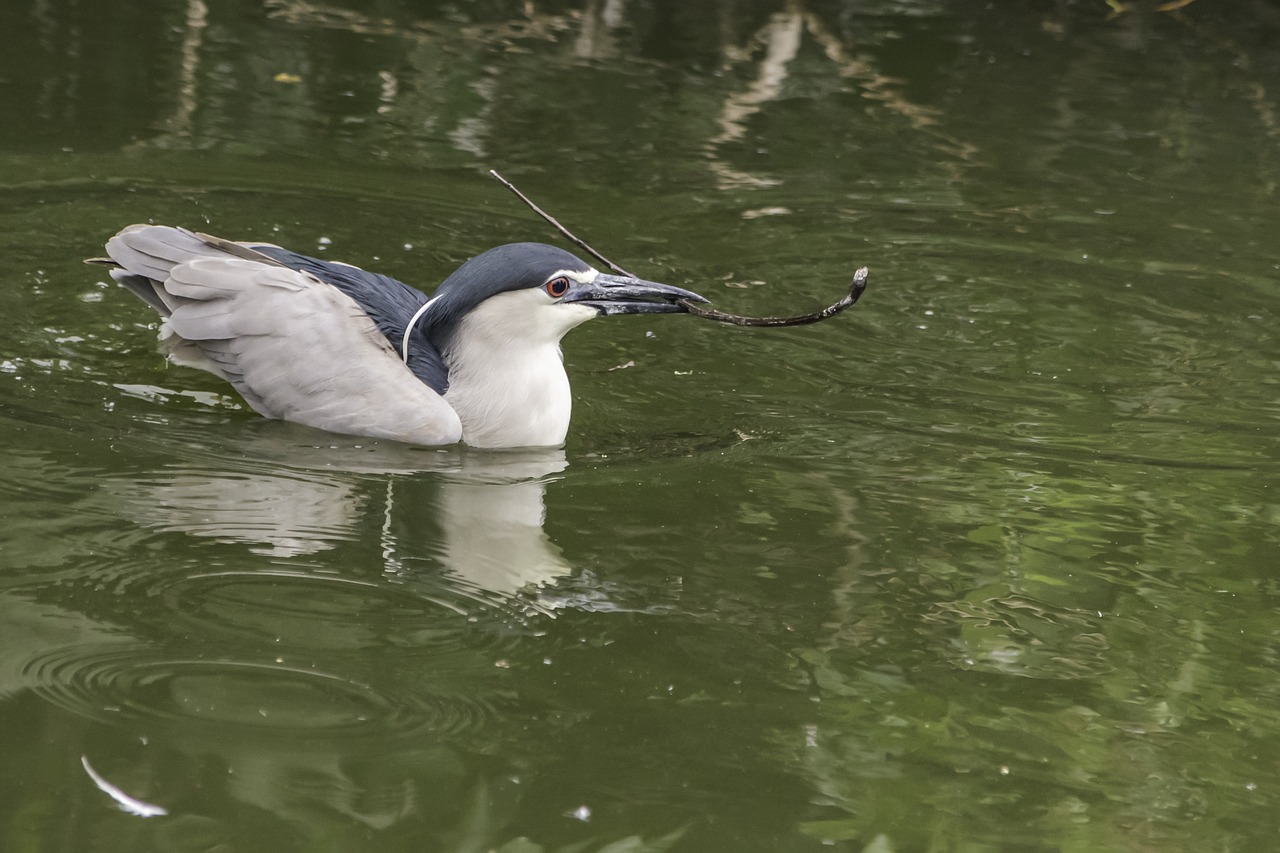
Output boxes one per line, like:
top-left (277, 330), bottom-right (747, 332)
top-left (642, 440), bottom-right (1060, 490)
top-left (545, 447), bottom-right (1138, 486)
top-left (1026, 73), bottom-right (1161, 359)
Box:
top-left (109, 270), bottom-right (173, 316)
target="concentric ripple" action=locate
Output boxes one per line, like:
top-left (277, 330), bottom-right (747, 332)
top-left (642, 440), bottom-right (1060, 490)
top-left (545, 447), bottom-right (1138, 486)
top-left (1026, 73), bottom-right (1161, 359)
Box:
top-left (152, 569), bottom-right (525, 654)
top-left (22, 644), bottom-right (499, 738)
top-left (18, 570), bottom-right (530, 740)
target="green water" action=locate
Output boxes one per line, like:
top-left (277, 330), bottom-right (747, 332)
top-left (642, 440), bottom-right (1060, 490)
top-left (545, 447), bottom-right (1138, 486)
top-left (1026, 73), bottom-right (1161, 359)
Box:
top-left (2, 1), bottom-right (1279, 851)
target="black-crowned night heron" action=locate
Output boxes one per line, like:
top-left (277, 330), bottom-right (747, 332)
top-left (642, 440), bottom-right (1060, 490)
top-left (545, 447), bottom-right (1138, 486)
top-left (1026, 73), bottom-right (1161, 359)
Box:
top-left (93, 225), bottom-right (708, 448)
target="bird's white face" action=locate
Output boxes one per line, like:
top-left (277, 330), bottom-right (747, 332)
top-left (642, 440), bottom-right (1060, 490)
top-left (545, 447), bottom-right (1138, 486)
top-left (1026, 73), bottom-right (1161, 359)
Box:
top-left (459, 267), bottom-right (603, 348)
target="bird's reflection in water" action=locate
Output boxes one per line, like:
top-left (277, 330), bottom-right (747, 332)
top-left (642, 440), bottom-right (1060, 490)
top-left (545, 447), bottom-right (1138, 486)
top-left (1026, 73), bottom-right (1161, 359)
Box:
top-left (429, 466), bottom-right (571, 599)
top-left (115, 429), bottom-right (574, 605)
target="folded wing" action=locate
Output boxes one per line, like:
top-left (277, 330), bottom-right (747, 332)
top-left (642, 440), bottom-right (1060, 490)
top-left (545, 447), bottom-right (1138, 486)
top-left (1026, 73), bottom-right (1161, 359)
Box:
top-left (102, 225), bottom-right (462, 446)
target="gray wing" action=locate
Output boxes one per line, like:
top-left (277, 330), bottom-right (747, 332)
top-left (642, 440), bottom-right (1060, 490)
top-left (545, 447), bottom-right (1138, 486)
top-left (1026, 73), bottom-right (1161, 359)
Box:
top-left (102, 225), bottom-right (462, 446)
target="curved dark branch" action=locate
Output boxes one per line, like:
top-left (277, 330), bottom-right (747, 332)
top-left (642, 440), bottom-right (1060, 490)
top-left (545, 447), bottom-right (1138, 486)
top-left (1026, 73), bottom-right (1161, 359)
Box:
top-left (678, 267), bottom-right (868, 327)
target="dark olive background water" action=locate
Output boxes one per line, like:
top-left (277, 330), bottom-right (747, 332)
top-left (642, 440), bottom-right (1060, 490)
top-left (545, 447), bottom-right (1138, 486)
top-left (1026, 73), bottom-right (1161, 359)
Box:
top-left (2, 1), bottom-right (1280, 851)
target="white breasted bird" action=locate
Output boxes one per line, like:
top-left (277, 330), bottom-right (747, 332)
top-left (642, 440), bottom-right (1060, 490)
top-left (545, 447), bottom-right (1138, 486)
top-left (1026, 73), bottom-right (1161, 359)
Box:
top-left (91, 225), bottom-right (708, 448)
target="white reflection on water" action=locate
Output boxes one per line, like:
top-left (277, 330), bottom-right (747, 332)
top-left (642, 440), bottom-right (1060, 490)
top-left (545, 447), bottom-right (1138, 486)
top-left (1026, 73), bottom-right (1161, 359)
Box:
top-left (107, 436), bottom-right (574, 596)
top-left (80, 755), bottom-right (168, 818)
top-left (122, 470), bottom-right (362, 557)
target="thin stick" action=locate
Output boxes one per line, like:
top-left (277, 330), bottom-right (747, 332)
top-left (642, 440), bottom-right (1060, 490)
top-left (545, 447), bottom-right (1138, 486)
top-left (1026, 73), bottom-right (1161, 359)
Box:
top-left (489, 169), bottom-right (870, 328)
top-left (489, 169), bottom-right (635, 277)
top-left (678, 267), bottom-right (869, 327)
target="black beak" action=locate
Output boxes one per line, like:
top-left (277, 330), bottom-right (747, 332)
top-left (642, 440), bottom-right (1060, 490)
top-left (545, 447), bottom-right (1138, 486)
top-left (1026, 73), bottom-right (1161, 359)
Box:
top-left (563, 273), bottom-right (709, 316)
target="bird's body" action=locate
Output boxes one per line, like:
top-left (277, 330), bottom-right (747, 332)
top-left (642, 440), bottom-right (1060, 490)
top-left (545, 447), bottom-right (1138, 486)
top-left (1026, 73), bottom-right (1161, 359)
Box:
top-left (93, 225), bottom-right (705, 448)
top-left (440, 287), bottom-right (588, 448)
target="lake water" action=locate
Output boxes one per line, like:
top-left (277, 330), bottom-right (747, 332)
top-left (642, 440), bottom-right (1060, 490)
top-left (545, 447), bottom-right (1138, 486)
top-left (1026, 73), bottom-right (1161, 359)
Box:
top-left (2, 1), bottom-right (1279, 851)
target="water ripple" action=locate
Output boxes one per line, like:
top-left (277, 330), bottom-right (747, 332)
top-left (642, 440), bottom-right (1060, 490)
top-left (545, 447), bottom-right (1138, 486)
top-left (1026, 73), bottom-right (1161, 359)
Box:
top-left (151, 569), bottom-right (518, 653)
top-left (22, 643), bottom-right (498, 739)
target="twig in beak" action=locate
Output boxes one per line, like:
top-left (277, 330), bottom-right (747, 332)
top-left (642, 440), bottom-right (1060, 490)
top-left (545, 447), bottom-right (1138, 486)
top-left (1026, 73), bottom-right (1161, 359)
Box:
top-left (488, 169), bottom-right (869, 328)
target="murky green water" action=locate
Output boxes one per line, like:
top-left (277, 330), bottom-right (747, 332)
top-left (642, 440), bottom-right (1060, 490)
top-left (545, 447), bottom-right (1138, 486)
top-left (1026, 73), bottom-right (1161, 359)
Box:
top-left (3, 1), bottom-right (1280, 850)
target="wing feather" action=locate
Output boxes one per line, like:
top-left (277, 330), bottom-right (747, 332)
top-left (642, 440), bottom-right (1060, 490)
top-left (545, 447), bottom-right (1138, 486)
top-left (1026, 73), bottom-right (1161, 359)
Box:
top-left (104, 227), bottom-right (461, 446)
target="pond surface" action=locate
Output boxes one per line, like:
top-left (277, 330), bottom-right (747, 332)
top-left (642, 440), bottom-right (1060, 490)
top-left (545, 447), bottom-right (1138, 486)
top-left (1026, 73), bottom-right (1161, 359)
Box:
top-left (2, 1), bottom-right (1279, 850)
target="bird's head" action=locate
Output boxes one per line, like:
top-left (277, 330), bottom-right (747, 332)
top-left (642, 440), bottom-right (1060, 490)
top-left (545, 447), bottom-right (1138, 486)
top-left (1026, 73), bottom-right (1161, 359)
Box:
top-left (423, 243), bottom-right (707, 349)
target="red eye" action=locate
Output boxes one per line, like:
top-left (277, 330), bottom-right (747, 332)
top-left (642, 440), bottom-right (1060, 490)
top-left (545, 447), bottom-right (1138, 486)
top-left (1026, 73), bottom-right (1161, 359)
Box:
top-left (545, 276), bottom-right (570, 298)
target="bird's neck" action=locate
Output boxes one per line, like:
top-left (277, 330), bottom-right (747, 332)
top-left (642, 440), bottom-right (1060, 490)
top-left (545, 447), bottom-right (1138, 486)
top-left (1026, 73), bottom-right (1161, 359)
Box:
top-left (439, 294), bottom-right (593, 448)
